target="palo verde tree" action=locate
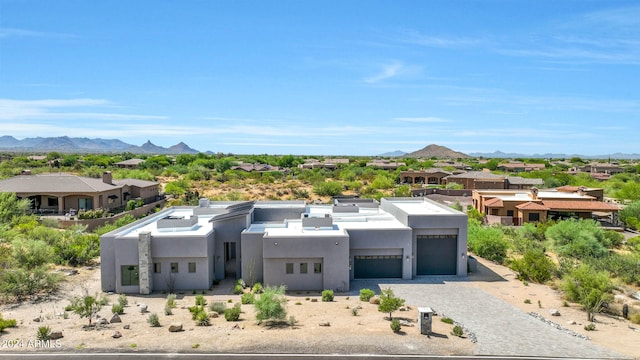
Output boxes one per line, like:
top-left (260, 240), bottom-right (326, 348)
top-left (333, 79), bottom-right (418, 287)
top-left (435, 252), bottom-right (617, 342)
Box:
top-left (69, 291), bottom-right (103, 327)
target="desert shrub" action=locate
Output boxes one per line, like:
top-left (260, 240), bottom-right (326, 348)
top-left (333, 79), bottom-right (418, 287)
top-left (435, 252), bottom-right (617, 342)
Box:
top-left (524, 299), bottom-right (531, 304)
top-left (195, 294), bottom-right (207, 306)
top-left (631, 313), bottom-right (640, 325)
top-left (254, 285), bottom-right (287, 325)
top-left (321, 290), bottom-right (334, 302)
top-left (36, 325), bottom-right (51, 341)
top-left (586, 253), bottom-right (640, 286)
top-left (441, 317), bottom-right (454, 324)
top-left (0, 315), bottom-right (17, 332)
top-left (209, 302), bottom-right (226, 314)
top-left (604, 230), bottom-right (624, 248)
top-left (111, 303), bottom-right (124, 315)
top-left (241, 292), bottom-right (255, 304)
top-left (452, 325), bottom-right (463, 337)
top-left (166, 294), bottom-right (177, 308)
top-left (359, 288), bottom-right (375, 302)
top-left (509, 249), bottom-right (556, 283)
top-left (351, 308), bottom-right (359, 316)
top-left (467, 222), bottom-right (509, 264)
top-left (313, 181), bottom-right (343, 197)
top-left (10, 239), bottom-right (53, 270)
top-left (147, 313), bottom-right (160, 327)
top-left (69, 293), bottom-right (103, 326)
top-left (224, 303), bottom-right (241, 321)
top-left (164, 304), bottom-right (173, 315)
top-left (118, 294), bottom-right (128, 307)
top-left (0, 267), bottom-right (61, 301)
top-left (233, 284), bottom-right (244, 295)
top-left (390, 318), bottom-right (401, 332)
top-left (561, 263), bottom-right (613, 321)
top-left (53, 231), bottom-right (100, 266)
top-left (251, 282), bottom-right (263, 294)
top-left (628, 236), bottom-right (640, 252)
top-left (545, 219), bottom-right (609, 259)
top-left (584, 323), bottom-right (596, 331)
top-left (195, 310), bottom-right (210, 326)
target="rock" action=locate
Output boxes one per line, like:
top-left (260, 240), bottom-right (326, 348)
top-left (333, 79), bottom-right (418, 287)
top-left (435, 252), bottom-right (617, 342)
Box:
top-left (369, 297), bottom-right (380, 304)
top-left (319, 322), bottom-right (331, 327)
top-left (98, 317), bottom-right (108, 325)
top-left (567, 320), bottom-right (576, 325)
top-left (123, 324), bottom-right (130, 330)
top-left (399, 306), bottom-right (408, 312)
top-left (33, 316), bottom-right (41, 323)
top-left (112, 331), bottom-right (122, 339)
top-left (49, 331), bottom-right (63, 340)
top-left (139, 304), bottom-right (148, 313)
top-left (549, 309), bottom-right (561, 316)
top-left (210, 312), bottom-right (219, 318)
top-left (110, 314), bottom-right (122, 323)
top-left (631, 292), bottom-right (640, 301)
top-left (399, 320), bottom-right (414, 327)
top-left (168, 323), bottom-right (183, 332)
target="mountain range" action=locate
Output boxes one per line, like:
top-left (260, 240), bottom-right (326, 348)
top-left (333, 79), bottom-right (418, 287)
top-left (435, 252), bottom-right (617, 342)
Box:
top-left (0, 136), bottom-right (199, 154)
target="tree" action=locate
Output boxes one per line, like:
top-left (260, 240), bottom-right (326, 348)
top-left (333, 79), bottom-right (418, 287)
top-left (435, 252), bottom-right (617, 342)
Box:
top-left (0, 192), bottom-right (31, 224)
top-left (254, 285), bottom-right (287, 325)
top-left (561, 264), bottom-right (613, 322)
top-left (378, 288), bottom-right (405, 321)
top-left (70, 292), bottom-right (103, 326)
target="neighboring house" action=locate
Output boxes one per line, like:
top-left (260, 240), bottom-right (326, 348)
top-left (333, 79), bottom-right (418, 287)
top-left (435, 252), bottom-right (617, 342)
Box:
top-left (496, 162), bottom-right (546, 172)
top-left (115, 158), bottom-right (146, 169)
top-left (230, 163), bottom-right (283, 172)
top-left (472, 187), bottom-right (620, 226)
top-left (433, 161), bottom-right (472, 171)
top-left (400, 168), bottom-right (452, 185)
top-left (0, 171), bottom-right (160, 214)
top-left (444, 171), bottom-right (543, 190)
top-left (581, 162), bottom-right (624, 175)
top-left (298, 158), bottom-right (350, 169)
top-left (365, 159), bottom-right (406, 170)
top-left (100, 197), bottom-right (468, 294)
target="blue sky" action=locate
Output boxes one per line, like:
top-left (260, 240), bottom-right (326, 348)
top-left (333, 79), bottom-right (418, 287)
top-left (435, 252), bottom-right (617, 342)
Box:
top-left (0, 1), bottom-right (638, 156)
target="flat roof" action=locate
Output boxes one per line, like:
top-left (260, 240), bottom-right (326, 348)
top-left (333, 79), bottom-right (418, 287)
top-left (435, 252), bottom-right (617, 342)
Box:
top-left (385, 198), bottom-right (462, 215)
top-left (113, 208), bottom-right (217, 238)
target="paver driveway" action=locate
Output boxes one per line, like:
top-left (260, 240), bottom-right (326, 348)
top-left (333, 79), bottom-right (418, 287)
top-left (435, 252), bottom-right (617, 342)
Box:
top-left (351, 279), bottom-right (625, 359)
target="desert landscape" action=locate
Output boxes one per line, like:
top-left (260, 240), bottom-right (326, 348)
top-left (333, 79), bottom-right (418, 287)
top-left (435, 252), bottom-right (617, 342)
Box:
top-left (0, 256), bottom-right (638, 358)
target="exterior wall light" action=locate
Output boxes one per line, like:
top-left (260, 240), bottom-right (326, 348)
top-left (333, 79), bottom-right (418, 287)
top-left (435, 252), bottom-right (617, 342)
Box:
top-left (274, 242), bottom-right (278, 246)
top-left (335, 241), bottom-right (339, 245)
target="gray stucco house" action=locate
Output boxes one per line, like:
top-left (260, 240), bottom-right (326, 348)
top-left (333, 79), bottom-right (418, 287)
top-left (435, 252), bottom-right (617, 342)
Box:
top-left (100, 197), bottom-right (468, 294)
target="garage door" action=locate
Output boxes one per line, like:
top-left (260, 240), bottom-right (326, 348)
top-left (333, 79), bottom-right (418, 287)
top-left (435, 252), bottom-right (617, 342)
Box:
top-left (416, 235), bottom-right (457, 275)
top-left (354, 255), bottom-right (402, 278)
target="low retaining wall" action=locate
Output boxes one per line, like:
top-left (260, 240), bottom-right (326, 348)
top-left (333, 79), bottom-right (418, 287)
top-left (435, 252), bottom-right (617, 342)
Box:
top-left (411, 188), bottom-right (472, 197)
top-left (57, 199), bottom-right (166, 231)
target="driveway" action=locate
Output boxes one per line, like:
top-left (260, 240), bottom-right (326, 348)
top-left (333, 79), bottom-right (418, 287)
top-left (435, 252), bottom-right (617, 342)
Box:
top-left (350, 278), bottom-right (625, 359)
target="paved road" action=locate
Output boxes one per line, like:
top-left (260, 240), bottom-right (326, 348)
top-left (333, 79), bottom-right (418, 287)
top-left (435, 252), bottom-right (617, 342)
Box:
top-left (350, 279), bottom-right (626, 359)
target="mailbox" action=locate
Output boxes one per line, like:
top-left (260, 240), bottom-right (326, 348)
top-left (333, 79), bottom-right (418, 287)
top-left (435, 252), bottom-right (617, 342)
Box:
top-left (418, 307), bottom-right (433, 335)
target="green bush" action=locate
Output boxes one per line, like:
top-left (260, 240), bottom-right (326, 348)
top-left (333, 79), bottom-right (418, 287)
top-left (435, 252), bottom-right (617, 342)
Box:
top-left (0, 315), bottom-right (17, 332)
top-left (254, 286), bottom-right (287, 325)
top-left (224, 303), bottom-right (241, 321)
top-left (390, 318), bottom-right (401, 332)
top-left (468, 222), bottom-right (509, 264)
top-left (251, 282), bottom-right (263, 294)
top-left (452, 325), bottom-right (463, 337)
top-left (359, 288), bottom-right (375, 302)
top-left (147, 313), bottom-right (160, 327)
top-left (441, 317), bottom-right (454, 324)
top-left (195, 310), bottom-right (210, 326)
top-left (509, 249), bottom-right (556, 283)
top-left (561, 263), bottom-right (613, 321)
top-left (241, 292), bottom-right (255, 304)
top-left (111, 303), bottom-right (124, 315)
top-left (233, 284), bottom-right (244, 295)
top-left (164, 304), bottom-right (173, 315)
top-left (545, 219), bottom-right (609, 259)
top-left (195, 294), bottom-right (207, 306)
top-left (584, 323), bottom-right (596, 331)
top-left (36, 325), bottom-right (51, 341)
top-left (321, 290), bottom-right (334, 302)
top-left (118, 294), bottom-right (128, 307)
top-left (209, 302), bottom-right (226, 314)
top-left (166, 293), bottom-right (177, 308)
top-left (0, 267), bottom-right (61, 302)
top-left (378, 288), bottom-right (405, 320)
top-left (313, 181), bottom-right (343, 197)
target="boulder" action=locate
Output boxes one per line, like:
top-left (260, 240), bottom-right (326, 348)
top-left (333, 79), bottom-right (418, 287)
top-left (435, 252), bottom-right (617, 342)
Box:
top-left (319, 322), bottom-right (331, 327)
top-left (549, 309), bottom-right (561, 316)
top-left (110, 313), bottom-right (122, 323)
top-left (210, 312), bottom-right (219, 318)
top-left (139, 304), bottom-right (148, 313)
top-left (631, 292), bottom-right (640, 301)
top-left (112, 331), bottom-right (122, 339)
top-left (98, 317), bottom-right (108, 325)
top-left (567, 320), bottom-right (576, 325)
top-left (33, 316), bottom-right (41, 323)
top-left (399, 319), bottom-right (415, 327)
top-left (123, 324), bottom-right (130, 330)
top-left (49, 331), bottom-right (63, 340)
top-left (168, 323), bottom-right (183, 332)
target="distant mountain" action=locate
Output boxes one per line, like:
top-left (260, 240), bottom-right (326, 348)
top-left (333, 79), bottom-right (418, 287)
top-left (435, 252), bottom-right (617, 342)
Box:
top-left (378, 150), bottom-right (407, 157)
top-left (469, 150), bottom-right (640, 160)
top-left (405, 144), bottom-right (470, 159)
top-left (0, 135), bottom-right (200, 154)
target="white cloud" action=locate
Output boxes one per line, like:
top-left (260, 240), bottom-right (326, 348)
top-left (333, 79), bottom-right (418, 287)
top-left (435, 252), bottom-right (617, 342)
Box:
top-left (394, 117), bottom-right (452, 123)
top-left (0, 27), bottom-right (79, 39)
top-left (364, 61), bottom-right (405, 84)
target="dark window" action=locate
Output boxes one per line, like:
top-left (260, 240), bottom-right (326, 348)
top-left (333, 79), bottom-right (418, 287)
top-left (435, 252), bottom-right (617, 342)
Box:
top-left (285, 263), bottom-right (293, 274)
top-left (188, 262), bottom-right (196, 273)
top-left (300, 263), bottom-right (308, 274)
top-left (171, 262), bottom-right (179, 273)
top-left (153, 263), bottom-right (161, 273)
top-left (314, 262), bottom-right (322, 274)
top-left (121, 265), bottom-right (139, 286)
top-left (47, 197), bottom-right (58, 207)
top-left (529, 213), bottom-right (540, 222)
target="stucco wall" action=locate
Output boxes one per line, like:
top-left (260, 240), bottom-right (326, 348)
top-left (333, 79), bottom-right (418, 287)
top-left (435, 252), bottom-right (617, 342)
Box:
top-left (347, 228), bottom-right (412, 280)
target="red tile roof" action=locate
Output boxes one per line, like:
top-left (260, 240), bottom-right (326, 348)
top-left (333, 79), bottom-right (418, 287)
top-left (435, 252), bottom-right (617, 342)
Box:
top-left (484, 198), bottom-right (504, 207)
top-left (541, 200), bottom-right (620, 211)
top-left (516, 201), bottom-right (549, 210)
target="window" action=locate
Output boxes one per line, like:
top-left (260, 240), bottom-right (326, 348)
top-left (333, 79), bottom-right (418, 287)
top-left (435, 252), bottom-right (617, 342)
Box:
top-left (79, 198), bottom-right (93, 210)
top-left (300, 263), bottom-right (308, 274)
top-left (188, 262), bottom-right (196, 273)
top-left (285, 263), bottom-right (293, 274)
top-left (121, 265), bottom-right (139, 286)
top-left (47, 197), bottom-right (58, 207)
top-left (507, 210), bottom-right (514, 217)
top-left (314, 262), bottom-right (322, 274)
top-left (153, 263), bottom-right (161, 273)
top-left (529, 213), bottom-right (540, 222)
top-left (171, 262), bottom-right (179, 273)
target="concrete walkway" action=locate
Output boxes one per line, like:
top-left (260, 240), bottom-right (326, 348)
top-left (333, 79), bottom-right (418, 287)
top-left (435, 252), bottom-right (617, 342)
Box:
top-left (350, 279), bottom-right (626, 359)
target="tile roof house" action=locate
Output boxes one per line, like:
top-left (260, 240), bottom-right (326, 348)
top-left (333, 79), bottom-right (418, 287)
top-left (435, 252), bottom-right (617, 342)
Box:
top-left (365, 159), bottom-right (406, 170)
top-left (472, 187), bottom-right (620, 226)
top-left (298, 158), bottom-right (350, 169)
top-left (496, 162), bottom-right (546, 172)
top-left (114, 158), bottom-right (146, 169)
top-left (100, 197), bottom-right (468, 294)
top-left (400, 168), bottom-right (452, 185)
top-left (444, 171), bottom-right (543, 190)
top-left (0, 171), bottom-right (160, 215)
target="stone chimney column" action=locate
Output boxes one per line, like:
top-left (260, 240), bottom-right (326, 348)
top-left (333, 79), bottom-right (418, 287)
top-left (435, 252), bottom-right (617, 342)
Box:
top-left (138, 231), bottom-right (152, 295)
top-left (103, 171), bottom-right (113, 184)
